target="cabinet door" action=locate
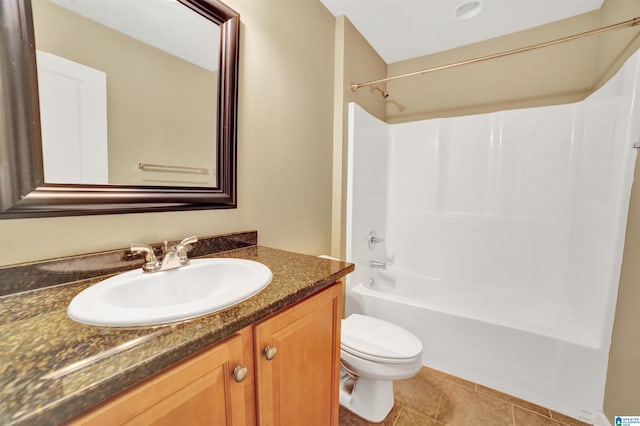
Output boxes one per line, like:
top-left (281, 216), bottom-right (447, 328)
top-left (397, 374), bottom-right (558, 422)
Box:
top-left (254, 282), bottom-right (343, 426)
top-left (71, 331), bottom-right (253, 426)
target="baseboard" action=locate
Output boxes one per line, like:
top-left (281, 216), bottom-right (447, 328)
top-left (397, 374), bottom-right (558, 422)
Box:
top-left (594, 411), bottom-right (612, 426)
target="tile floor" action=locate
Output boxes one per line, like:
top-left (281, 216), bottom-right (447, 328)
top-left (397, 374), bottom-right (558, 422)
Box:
top-left (339, 366), bottom-right (592, 426)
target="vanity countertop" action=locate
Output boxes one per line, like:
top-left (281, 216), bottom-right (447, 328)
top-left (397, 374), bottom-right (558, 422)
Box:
top-left (0, 246), bottom-right (354, 426)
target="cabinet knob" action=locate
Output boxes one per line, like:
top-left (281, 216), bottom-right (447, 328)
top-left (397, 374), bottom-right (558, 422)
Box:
top-left (232, 365), bottom-right (249, 383)
top-left (263, 345), bottom-right (277, 361)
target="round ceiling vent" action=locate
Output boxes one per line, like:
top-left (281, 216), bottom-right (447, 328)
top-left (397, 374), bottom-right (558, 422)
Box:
top-left (455, 0), bottom-right (483, 20)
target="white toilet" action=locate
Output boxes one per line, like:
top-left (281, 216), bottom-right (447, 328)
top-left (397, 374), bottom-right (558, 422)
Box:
top-left (339, 314), bottom-right (423, 422)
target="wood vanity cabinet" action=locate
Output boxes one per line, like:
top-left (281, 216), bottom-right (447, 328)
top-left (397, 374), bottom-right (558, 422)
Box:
top-left (69, 282), bottom-right (343, 426)
top-left (254, 281), bottom-right (343, 426)
top-left (70, 329), bottom-right (255, 426)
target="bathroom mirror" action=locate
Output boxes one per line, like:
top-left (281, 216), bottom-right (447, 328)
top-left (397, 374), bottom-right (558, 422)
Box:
top-left (0, 0), bottom-right (239, 218)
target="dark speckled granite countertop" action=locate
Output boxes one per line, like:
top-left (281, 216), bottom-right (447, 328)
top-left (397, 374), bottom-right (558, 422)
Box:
top-left (0, 245), bottom-right (353, 425)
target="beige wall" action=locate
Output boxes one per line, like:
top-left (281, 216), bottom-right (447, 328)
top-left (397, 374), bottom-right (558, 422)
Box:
top-left (33, 0), bottom-right (218, 186)
top-left (599, 0), bottom-right (640, 421)
top-left (331, 16), bottom-right (387, 258)
top-left (0, 78), bottom-right (8, 210)
top-left (0, 0), bottom-right (336, 266)
top-left (385, 11), bottom-right (600, 122)
top-left (606, 159), bottom-right (640, 421)
top-left (593, 0), bottom-right (640, 90)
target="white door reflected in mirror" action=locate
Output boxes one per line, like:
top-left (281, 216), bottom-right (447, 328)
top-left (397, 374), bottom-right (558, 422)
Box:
top-left (37, 50), bottom-right (109, 185)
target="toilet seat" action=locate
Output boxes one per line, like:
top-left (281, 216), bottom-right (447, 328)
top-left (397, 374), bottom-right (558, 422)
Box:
top-left (341, 345), bottom-right (421, 364)
top-left (341, 314), bottom-right (422, 363)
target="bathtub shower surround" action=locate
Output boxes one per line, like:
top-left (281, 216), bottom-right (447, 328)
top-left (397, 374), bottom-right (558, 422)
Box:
top-left (346, 52), bottom-right (640, 422)
top-left (346, 103), bottom-right (391, 293)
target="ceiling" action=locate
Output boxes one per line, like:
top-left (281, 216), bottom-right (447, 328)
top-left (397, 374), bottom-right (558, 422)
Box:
top-left (320, 0), bottom-right (605, 64)
top-left (50, 0), bottom-right (220, 71)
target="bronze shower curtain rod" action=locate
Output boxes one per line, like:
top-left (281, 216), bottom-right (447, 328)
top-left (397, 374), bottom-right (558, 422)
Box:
top-left (350, 16), bottom-right (640, 92)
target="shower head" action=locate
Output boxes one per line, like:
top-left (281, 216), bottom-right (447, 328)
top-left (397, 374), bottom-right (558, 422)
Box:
top-left (370, 86), bottom-right (389, 99)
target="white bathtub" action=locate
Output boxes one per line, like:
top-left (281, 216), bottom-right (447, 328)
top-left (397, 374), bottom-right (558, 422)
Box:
top-left (346, 272), bottom-right (607, 424)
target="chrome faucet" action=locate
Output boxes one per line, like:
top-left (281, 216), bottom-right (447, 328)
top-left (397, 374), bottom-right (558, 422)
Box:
top-left (368, 230), bottom-right (385, 250)
top-left (130, 243), bottom-right (161, 272)
top-left (130, 236), bottom-right (198, 272)
top-left (160, 236), bottom-right (198, 271)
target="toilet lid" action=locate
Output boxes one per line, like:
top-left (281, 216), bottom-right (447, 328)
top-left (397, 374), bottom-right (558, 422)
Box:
top-left (341, 314), bottom-right (422, 361)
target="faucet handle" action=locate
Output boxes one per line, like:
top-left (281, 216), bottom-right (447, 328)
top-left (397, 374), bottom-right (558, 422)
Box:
top-left (179, 235), bottom-right (198, 247)
top-left (176, 235), bottom-right (198, 263)
top-left (368, 230), bottom-right (385, 250)
top-left (130, 243), bottom-right (160, 272)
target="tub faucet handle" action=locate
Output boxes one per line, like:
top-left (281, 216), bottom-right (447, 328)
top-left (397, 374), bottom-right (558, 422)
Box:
top-left (368, 230), bottom-right (385, 249)
top-left (369, 260), bottom-right (386, 269)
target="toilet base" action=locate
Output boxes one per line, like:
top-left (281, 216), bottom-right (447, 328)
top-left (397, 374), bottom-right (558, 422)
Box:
top-left (339, 374), bottom-right (394, 422)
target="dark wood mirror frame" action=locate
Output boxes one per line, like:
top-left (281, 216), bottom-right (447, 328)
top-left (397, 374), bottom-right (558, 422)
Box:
top-left (0, 0), bottom-right (239, 218)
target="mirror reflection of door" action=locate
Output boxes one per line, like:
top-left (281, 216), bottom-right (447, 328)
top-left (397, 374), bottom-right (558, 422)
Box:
top-left (32, 0), bottom-right (220, 188)
top-left (37, 51), bottom-right (108, 185)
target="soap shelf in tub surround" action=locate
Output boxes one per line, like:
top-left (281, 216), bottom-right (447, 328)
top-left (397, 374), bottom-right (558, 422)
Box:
top-left (0, 232), bottom-right (353, 426)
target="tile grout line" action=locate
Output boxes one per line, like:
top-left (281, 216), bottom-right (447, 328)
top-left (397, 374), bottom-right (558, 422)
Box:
top-left (434, 380), bottom-right (445, 424)
top-left (435, 367), bottom-right (557, 419)
top-left (476, 385), bottom-right (554, 420)
top-left (511, 403), bottom-right (517, 426)
top-left (391, 404), bottom-right (405, 426)
top-left (515, 405), bottom-right (577, 426)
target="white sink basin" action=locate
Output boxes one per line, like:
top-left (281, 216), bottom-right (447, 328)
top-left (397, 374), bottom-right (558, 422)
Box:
top-left (67, 258), bottom-right (272, 327)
